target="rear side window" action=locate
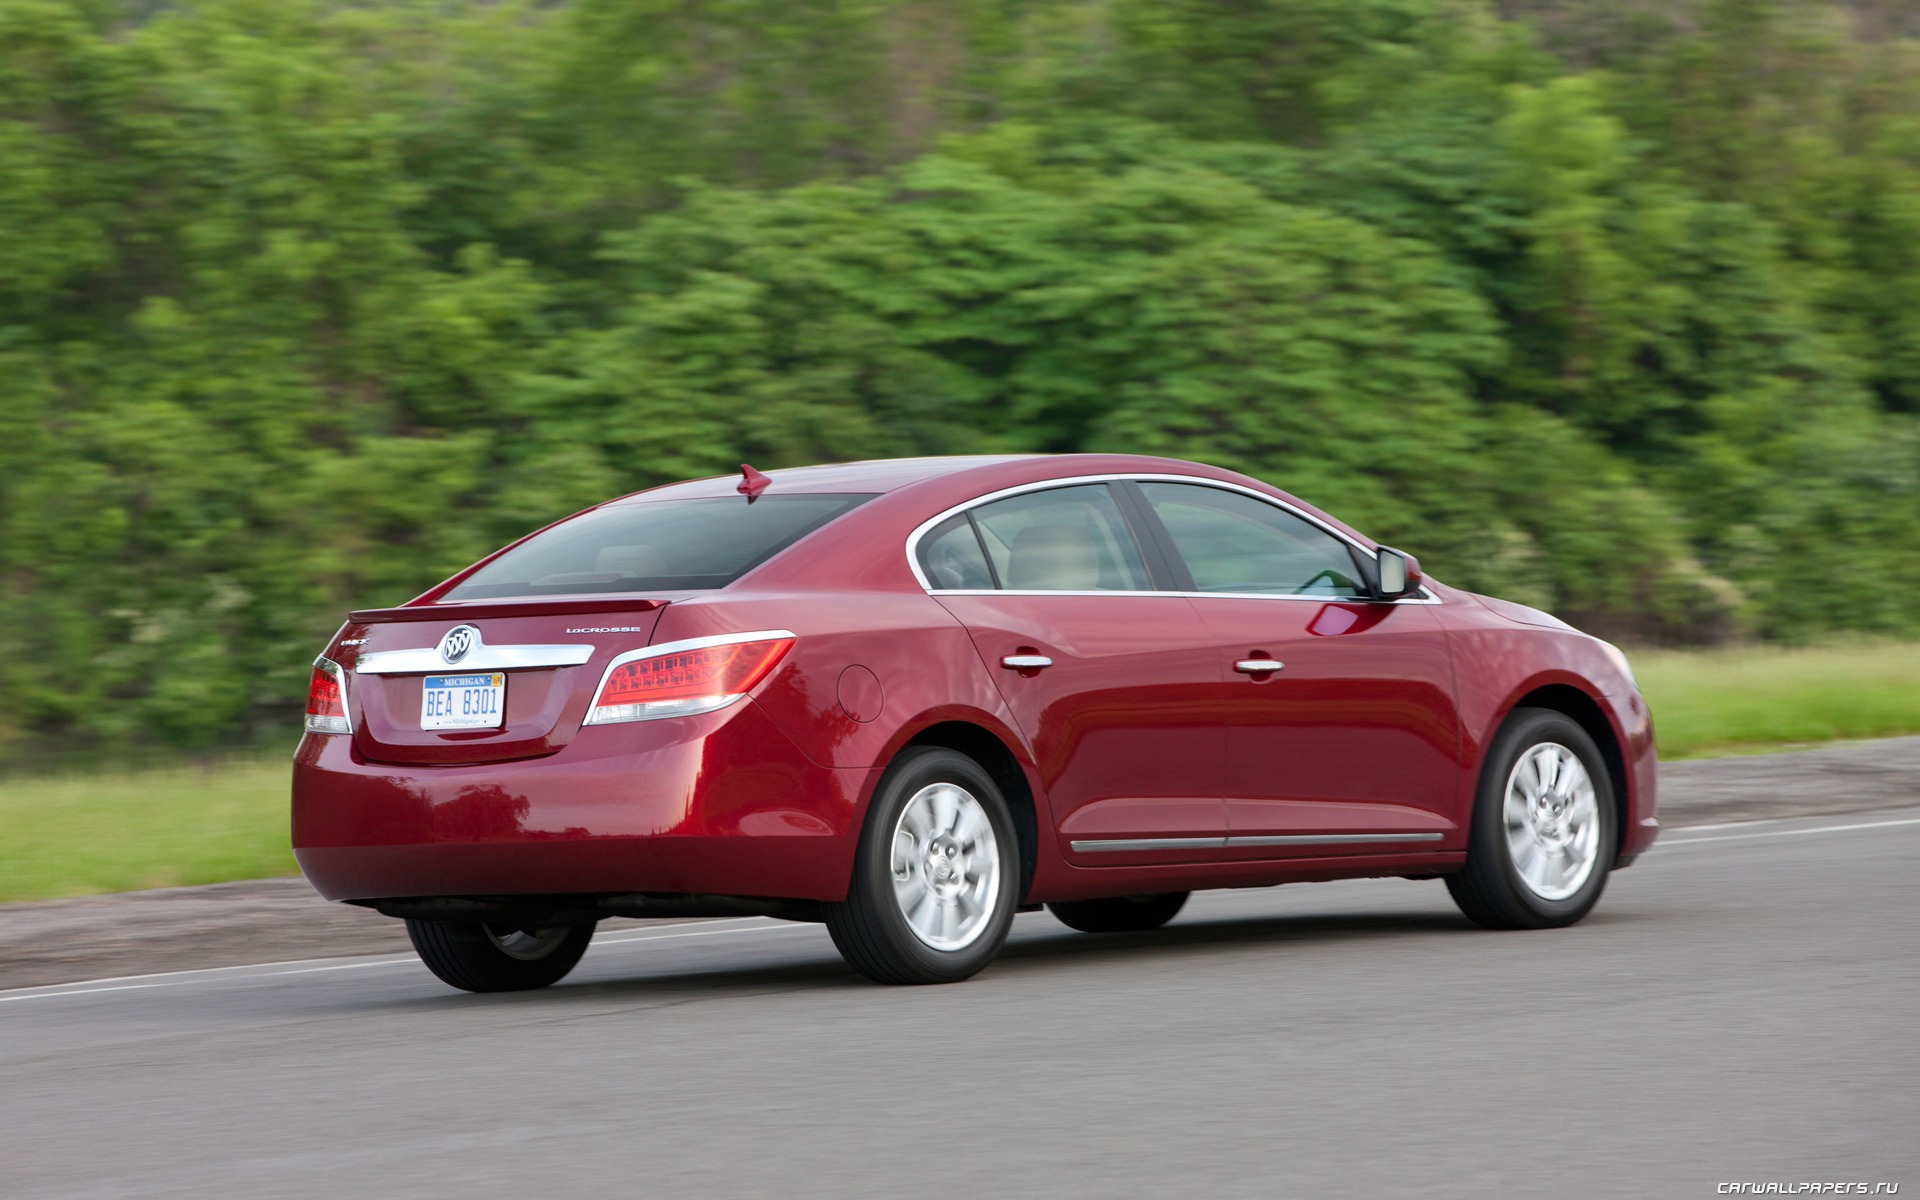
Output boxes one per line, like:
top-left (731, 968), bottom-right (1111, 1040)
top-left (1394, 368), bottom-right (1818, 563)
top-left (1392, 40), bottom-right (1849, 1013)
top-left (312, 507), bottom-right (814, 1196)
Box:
top-left (1139, 482), bottom-right (1365, 597)
top-left (917, 514), bottom-right (996, 589)
top-left (444, 495), bottom-right (874, 600)
top-left (968, 485), bottom-right (1151, 592)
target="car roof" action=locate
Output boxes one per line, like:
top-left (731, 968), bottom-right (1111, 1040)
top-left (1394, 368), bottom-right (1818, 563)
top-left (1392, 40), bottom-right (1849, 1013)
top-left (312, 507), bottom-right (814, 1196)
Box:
top-left (605, 456), bottom-right (1044, 501)
top-left (607, 454), bottom-right (1237, 501)
top-left (602, 454), bottom-right (1371, 545)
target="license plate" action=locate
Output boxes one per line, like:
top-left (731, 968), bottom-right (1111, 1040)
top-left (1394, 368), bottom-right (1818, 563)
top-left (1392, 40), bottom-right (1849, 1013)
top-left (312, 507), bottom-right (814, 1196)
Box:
top-left (421, 672), bottom-right (505, 730)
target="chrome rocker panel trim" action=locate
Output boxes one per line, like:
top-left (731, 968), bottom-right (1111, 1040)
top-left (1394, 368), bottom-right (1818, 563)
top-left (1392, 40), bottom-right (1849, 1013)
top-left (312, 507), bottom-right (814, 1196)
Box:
top-left (1070, 832), bottom-right (1446, 853)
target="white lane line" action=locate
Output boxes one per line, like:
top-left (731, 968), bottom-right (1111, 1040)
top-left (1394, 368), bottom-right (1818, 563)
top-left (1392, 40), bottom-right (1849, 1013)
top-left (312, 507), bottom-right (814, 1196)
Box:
top-left (0, 920), bottom-right (809, 1005)
top-left (0, 916), bottom-right (769, 1001)
top-left (255, 958), bottom-right (419, 978)
top-left (1660, 816), bottom-right (1920, 847)
top-left (10, 813), bottom-right (1911, 1004)
top-left (592, 916), bottom-right (769, 943)
top-left (235, 922), bottom-right (812, 979)
top-left (1667, 816), bottom-right (1802, 833)
top-left (595, 922), bottom-right (799, 947)
top-left (0, 982), bottom-right (174, 1003)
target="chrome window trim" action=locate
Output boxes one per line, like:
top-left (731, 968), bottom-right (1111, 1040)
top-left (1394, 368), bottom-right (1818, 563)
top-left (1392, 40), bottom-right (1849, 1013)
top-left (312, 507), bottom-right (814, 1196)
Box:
top-left (920, 589), bottom-right (1435, 603)
top-left (355, 642), bottom-right (596, 675)
top-left (582, 629), bottom-right (798, 717)
top-left (903, 473), bottom-right (1440, 605)
top-left (1070, 832), bottom-right (1445, 853)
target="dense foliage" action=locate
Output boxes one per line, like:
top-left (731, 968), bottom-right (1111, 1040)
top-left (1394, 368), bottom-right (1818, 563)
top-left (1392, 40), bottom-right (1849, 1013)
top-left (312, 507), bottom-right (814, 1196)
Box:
top-left (3, 0), bottom-right (1918, 753)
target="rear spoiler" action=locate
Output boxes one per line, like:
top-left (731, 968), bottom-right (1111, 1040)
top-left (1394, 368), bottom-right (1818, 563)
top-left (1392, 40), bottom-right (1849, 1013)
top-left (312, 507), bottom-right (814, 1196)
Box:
top-left (347, 597), bottom-right (670, 624)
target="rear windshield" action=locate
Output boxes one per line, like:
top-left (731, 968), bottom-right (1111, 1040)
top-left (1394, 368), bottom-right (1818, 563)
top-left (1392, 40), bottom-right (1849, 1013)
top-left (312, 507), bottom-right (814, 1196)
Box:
top-left (443, 494), bottom-right (875, 600)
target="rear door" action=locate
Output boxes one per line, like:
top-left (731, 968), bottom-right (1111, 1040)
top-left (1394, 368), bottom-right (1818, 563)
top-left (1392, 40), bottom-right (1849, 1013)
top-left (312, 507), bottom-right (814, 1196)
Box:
top-left (1130, 481), bottom-right (1462, 858)
top-left (919, 483), bottom-right (1227, 865)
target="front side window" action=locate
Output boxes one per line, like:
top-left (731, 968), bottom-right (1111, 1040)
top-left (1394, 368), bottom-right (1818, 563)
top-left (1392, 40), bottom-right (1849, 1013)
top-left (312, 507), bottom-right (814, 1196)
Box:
top-left (967, 485), bottom-right (1152, 592)
top-left (444, 494), bottom-right (874, 599)
top-left (1139, 483), bottom-right (1364, 598)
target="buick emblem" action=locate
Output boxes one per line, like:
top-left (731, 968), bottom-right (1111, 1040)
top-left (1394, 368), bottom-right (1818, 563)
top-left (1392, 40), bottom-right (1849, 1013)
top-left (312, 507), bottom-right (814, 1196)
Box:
top-left (437, 625), bottom-right (480, 665)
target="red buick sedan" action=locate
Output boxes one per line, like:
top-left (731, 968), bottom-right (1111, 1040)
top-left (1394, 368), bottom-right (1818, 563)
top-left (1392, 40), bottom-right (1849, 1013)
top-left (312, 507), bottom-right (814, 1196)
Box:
top-left (294, 454), bottom-right (1657, 991)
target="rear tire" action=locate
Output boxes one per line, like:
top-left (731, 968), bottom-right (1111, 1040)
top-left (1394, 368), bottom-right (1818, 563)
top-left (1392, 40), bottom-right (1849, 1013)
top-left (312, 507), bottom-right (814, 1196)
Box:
top-left (405, 919), bottom-right (596, 993)
top-left (1048, 892), bottom-right (1189, 933)
top-left (826, 747), bottom-right (1019, 985)
top-left (1447, 708), bottom-right (1617, 930)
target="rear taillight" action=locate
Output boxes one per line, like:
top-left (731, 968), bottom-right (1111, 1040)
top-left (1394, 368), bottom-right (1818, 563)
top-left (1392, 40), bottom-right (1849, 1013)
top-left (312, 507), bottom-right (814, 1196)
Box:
top-left (585, 632), bottom-right (795, 725)
top-left (305, 657), bottom-right (351, 734)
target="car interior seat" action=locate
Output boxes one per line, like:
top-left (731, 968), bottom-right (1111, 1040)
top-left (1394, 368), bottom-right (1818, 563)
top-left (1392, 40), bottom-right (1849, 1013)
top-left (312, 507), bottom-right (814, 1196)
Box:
top-left (1006, 524), bottom-right (1105, 590)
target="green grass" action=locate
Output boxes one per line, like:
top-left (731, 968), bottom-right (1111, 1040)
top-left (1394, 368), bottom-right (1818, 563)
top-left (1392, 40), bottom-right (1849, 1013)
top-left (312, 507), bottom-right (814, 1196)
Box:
top-left (0, 641), bottom-right (1915, 902)
top-left (0, 754), bottom-right (295, 904)
top-left (1634, 640), bottom-right (1920, 760)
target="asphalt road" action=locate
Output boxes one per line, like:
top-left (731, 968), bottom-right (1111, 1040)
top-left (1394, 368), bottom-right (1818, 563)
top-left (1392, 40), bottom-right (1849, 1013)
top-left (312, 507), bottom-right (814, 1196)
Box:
top-left (4, 811), bottom-right (1916, 1199)
top-left (15, 735), bottom-right (1920, 992)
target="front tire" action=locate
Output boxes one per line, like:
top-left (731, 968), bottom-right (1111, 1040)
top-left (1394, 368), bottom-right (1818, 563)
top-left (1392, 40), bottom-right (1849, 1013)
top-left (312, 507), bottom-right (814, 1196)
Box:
top-left (1048, 892), bottom-right (1189, 933)
top-left (406, 919), bottom-right (596, 993)
top-left (826, 747), bottom-right (1019, 985)
top-left (1447, 708), bottom-right (1617, 930)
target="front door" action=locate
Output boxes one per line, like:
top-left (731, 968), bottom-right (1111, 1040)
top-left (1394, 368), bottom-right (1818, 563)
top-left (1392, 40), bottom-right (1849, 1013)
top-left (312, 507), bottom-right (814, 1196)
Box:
top-left (1131, 481), bottom-right (1462, 859)
top-left (918, 483), bottom-right (1226, 865)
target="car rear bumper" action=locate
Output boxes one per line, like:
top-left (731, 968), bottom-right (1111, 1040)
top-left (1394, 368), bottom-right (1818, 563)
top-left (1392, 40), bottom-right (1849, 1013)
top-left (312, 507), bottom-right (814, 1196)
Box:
top-left (292, 700), bottom-right (869, 903)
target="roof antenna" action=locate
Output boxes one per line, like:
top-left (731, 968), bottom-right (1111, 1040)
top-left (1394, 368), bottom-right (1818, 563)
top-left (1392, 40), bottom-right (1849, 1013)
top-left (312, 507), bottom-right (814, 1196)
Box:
top-left (737, 463), bottom-right (772, 502)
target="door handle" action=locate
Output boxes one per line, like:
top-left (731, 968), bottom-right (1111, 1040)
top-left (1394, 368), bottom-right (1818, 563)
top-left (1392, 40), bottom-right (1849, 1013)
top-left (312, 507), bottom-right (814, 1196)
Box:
top-left (1001, 655), bottom-right (1053, 670)
top-left (1234, 659), bottom-right (1285, 674)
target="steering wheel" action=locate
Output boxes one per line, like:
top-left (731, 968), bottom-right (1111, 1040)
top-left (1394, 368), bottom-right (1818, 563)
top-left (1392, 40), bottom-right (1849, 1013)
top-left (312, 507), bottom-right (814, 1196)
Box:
top-left (1299, 569), bottom-right (1356, 593)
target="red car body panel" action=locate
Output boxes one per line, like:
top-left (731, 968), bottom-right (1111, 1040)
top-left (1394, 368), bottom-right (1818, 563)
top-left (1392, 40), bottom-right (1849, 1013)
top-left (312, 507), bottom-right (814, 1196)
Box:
top-left (935, 592), bottom-right (1229, 865)
top-left (1188, 596), bottom-right (1462, 860)
top-left (294, 698), bottom-right (870, 900)
top-left (1433, 582), bottom-right (1659, 868)
top-left (344, 608), bottom-right (668, 766)
top-left (292, 453), bottom-right (1658, 908)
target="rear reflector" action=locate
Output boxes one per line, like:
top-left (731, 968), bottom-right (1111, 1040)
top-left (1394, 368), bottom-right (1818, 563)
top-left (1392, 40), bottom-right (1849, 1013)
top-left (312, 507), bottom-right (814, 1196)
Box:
top-left (305, 657), bottom-right (351, 734)
top-left (585, 633), bottom-right (794, 725)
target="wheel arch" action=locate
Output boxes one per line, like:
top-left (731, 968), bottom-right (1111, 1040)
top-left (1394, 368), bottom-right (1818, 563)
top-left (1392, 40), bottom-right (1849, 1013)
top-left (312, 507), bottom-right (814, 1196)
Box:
top-left (1504, 684), bottom-right (1631, 858)
top-left (899, 721), bottom-right (1040, 903)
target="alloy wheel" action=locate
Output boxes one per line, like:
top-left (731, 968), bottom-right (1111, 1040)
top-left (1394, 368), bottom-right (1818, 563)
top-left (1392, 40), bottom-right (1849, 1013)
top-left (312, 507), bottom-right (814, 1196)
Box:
top-left (484, 925), bottom-right (571, 961)
top-left (1502, 741), bottom-right (1601, 902)
top-left (889, 782), bottom-right (1002, 951)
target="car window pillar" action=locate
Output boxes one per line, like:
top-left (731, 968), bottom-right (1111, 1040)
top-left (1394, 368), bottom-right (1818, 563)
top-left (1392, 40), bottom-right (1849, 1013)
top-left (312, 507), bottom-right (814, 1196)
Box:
top-left (1111, 480), bottom-right (1194, 593)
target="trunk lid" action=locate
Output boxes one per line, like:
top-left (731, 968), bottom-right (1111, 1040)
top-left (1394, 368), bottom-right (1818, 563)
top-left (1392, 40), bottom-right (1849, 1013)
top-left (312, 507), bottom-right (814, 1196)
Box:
top-left (335, 598), bottom-right (669, 765)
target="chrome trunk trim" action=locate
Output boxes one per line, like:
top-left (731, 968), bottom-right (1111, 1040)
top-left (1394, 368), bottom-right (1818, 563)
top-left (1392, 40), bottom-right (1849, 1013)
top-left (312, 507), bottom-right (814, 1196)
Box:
top-left (354, 642), bottom-right (595, 675)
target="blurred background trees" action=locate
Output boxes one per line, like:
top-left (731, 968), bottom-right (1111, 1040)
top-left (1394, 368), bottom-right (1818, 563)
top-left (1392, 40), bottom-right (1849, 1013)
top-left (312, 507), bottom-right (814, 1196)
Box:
top-left (2, 0), bottom-right (1918, 755)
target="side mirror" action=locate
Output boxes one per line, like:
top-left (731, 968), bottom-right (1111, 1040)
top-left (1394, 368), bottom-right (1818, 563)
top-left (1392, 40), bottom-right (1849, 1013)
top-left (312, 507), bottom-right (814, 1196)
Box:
top-left (1375, 547), bottom-right (1422, 599)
